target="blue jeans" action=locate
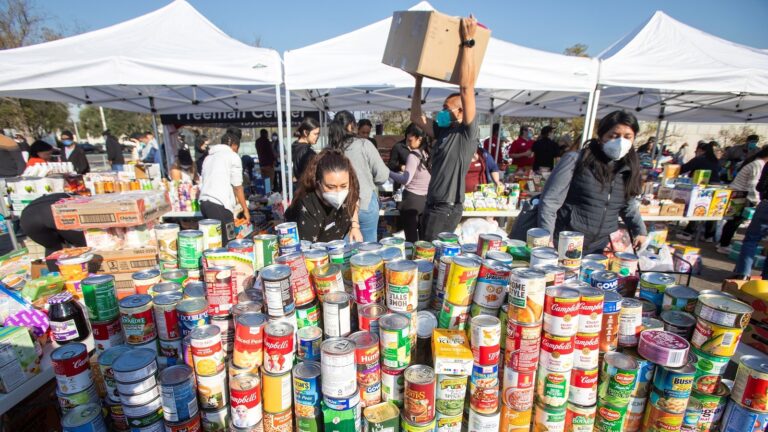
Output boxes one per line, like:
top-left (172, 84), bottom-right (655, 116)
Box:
top-left (358, 193), bottom-right (380, 242)
top-left (734, 200), bottom-right (768, 278)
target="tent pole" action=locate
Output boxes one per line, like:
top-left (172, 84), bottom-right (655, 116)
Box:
top-left (285, 86), bottom-right (294, 201)
top-left (149, 97), bottom-right (166, 178)
top-left (581, 90), bottom-right (595, 147)
top-left (274, 84), bottom-right (288, 204)
top-left (583, 88), bottom-right (601, 146)
top-left (651, 106), bottom-right (666, 167)
top-left (654, 120), bottom-right (670, 169)
top-left (99, 106), bottom-right (108, 132)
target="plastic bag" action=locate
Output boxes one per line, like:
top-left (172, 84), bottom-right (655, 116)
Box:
top-left (637, 242), bottom-right (675, 272)
top-left (460, 218), bottom-right (504, 244)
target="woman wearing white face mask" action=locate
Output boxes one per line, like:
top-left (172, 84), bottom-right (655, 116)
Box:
top-left (538, 110), bottom-right (647, 253)
top-left (285, 149), bottom-right (362, 242)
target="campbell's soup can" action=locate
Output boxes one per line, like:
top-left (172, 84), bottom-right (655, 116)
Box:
top-left (573, 332), bottom-right (600, 370)
top-left (578, 287), bottom-right (604, 334)
top-left (230, 373), bottom-right (262, 428)
top-left (52, 343), bottom-right (93, 394)
top-left (92, 318), bottom-right (125, 354)
top-left (543, 287), bottom-right (581, 337)
top-left (569, 368), bottom-right (599, 406)
top-left (539, 332), bottom-right (575, 373)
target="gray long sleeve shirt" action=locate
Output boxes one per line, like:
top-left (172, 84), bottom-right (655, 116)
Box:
top-left (343, 138), bottom-right (390, 208)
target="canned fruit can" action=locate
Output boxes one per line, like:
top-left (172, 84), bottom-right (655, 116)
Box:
top-left (81, 274), bottom-right (119, 322)
top-left (160, 365), bottom-right (198, 422)
top-left (638, 330), bottom-right (691, 368)
top-left (565, 402), bottom-right (596, 432)
top-left (321, 338), bottom-right (357, 398)
top-left (577, 287), bottom-right (604, 334)
top-left (594, 402), bottom-right (627, 432)
top-left (539, 332), bottom-right (575, 372)
top-left (543, 286), bottom-right (581, 337)
top-left (230, 373), bottom-right (262, 428)
top-left (381, 367), bottom-right (405, 407)
top-left (293, 361), bottom-right (321, 418)
top-left (690, 317), bottom-right (743, 357)
top-left (261, 265), bottom-right (295, 317)
top-left (536, 365), bottom-right (570, 408)
top-left (534, 402), bottom-right (567, 432)
top-left (323, 291), bottom-right (352, 338)
top-left (349, 331), bottom-right (382, 408)
top-left (444, 256), bottom-right (480, 307)
top-left (120, 294), bottom-right (157, 344)
top-left (177, 297), bottom-right (210, 338)
top-left (262, 369), bottom-right (292, 413)
top-left (233, 312), bottom-right (267, 370)
top-left (641, 399), bottom-right (684, 432)
top-left (598, 351), bottom-right (639, 407)
top-left (380, 313), bottom-right (411, 369)
top-left (297, 326), bottom-right (323, 362)
top-left (197, 369), bottom-right (228, 410)
top-left (573, 332), bottom-right (600, 370)
top-left (351, 253), bottom-right (385, 305)
top-left (92, 318), bottom-right (125, 354)
top-left (508, 268), bottom-right (546, 323)
top-left (732, 355), bottom-right (768, 412)
top-left (385, 260), bottom-right (419, 313)
top-left (504, 320), bottom-right (542, 372)
top-left (435, 374), bottom-right (467, 416)
top-left (558, 231), bottom-right (584, 269)
top-left (470, 315), bottom-right (502, 366)
top-left (569, 368), bottom-right (598, 406)
top-left (403, 365), bottom-right (435, 423)
top-left (190, 325), bottom-right (225, 376)
top-left (694, 294), bottom-right (752, 329)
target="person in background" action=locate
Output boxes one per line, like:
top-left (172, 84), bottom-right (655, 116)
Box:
top-left (387, 131), bottom-right (413, 191)
top-left (674, 143), bottom-right (689, 164)
top-left (255, 129), bottom-right (276, 183)
top-left (538, 110), bottom-right (647, 254)
top-left (0, 134), bottom-right (26, 177)
top-left (292, 117), bottom-right (321, 188)
top-left (194, 134), bottom-right (210, 172)
top-left (170, 147), bottom-right (198, 183)
top-left (329, 111), bottom-right (388, 242)
top-left (557, 134), bottom-right (573, 155)
top-left (482, 123), bottom-right (506, 164)
top-left (285, 149), bottom-right (361, 242)
top-left (27, 140), bottom-right (54, 167)
top-left (389, 123), bottom-right (431, 242)
top-left (143, 131), bottom-right (162, 166)
top-left (241, 154), bottom-right (255, 194)
top-left (507, 125), bottom-right (534, 169)
top-left (410, 15), bottom-right (479, 241)
top-left (103, 130), bottom-right (125, 169)
top-left (357, 119), bottom-right (377, 148)
top-left (717, 146), bottom-right (768, 254)
top-left (677, 141), bottom-right (722, 242)
top-left (14, 134), bottom-right (30, 162)
top-left (730, 161), bottom-right (768, 280)
top-left (20, 193), bottom-right (87, 269)
top-left (465, 146), bottom-right (504, 193)
top-left (637, 136), bottom-right (656, 154)
top-left (199, 132), bottom-right (250, 244)
top-left (59, 130), bottom-right (90, 174)
top-left (532, 125), bottom-right (560, 171)
top-left (725, 134), bottom-right (760, 168)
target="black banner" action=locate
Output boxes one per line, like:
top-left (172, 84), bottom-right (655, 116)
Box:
top-left (160, 110), bottom-right (321, 127)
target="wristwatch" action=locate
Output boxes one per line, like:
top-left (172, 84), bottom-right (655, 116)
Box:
top-left (462, 39), bottom-right (476, 48)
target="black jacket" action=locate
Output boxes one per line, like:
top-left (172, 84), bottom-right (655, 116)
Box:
top-left (105, 135), bottom-right (125, 166)
top-left (291, 141), bottom-right (316, 182)
top-left (62, 145), bottom-right (90, 174)
top-left (388, 140), bottom-right (411, 172)
top-left (0, 148), bottom-right (26, 177)
top-left (680, 155), bottom-right (721, 182)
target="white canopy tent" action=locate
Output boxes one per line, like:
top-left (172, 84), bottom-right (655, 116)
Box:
top-left (0, 0), bottom-right (293, 199)
top-left (283, 1), bottom-right (597, 199)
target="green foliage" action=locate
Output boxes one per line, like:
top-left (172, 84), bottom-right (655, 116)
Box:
top-left (78, 106), bottom-right (153, 138)
top-left (564, 43), bottom-right (589, 58)
top-left (0, 97), bottom-right (69, 136)
top-left (718, 125), bottom-right (756, 147)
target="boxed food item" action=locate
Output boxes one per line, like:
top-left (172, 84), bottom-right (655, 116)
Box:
top-left (382, 10), bottom-right (491, 85)
top-left (94, 247), bottom-right (159, 274)
top-left (657, 186), bottom-right (675, 200)
top-left (52, 191), bottom-right (170, 230)
top-left (692, 169), bottom-right (711, 186)
top-left (673, 185), bottom-right (713, 217)
top-left (662, 164), bottom-right (681, 179)
top-left (707, 188), bottom-right (732, 217)
top-left (0, 326), bottom-right (40, 393)
top-left (432, 328), bottom-right (473, 376)
top-left (725, 190), bottom-right (748, 218)
top-left (659, 201), bottom-right (684, 217)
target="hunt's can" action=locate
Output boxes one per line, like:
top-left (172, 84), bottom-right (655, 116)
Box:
top-left (470, 363), bottom-right (500, 414)
top-left (473, 259), bottom-right (511, 309)
top-left (544, 286), bottom-right (581, 337)
top-left (293, 361), bottom-right (321, 418)
top-left (690, 317), bottom-right (743, 357)
top-left (565, 402), bottom-right (596, 432)
top-left (536, 365), bottom-right (571, 408)
top-left (92, 317), bottom-right (125, 354)
top-left (594, 402), bottom-right (627, 432)
top-left (470, 315), bottom-right (502, 366)
top-left (504, 319), bottom-right (542, 372)
top-left (443, 256), bottom-right (480, 306)
top-left (359, 303), bottom-right (387, 336)
top-left (321, 338), bottom-right (357, 398)
top-left (530, 247), bottom-right (559, 267)
top-left (262, 368), bottom-right (293, 413)
top-left (534, 402), bottom-right (566, 432)
top-left (191, 325), bottom-right (225, 376)
top-left (363, 401), bottom-right (400, 432)
top-left (52, 343), bottom-right (93, 395)
top-left (380, 313), bottom-right (411, 369)
top-left (160, 365), bottom-right (198, 422)
top-left (386, 260), bottom-right (419, 313)
top-left (230, 373), bottom-right (262, 428)
top-left (263, 321), bottom-right (294, 375)
top-left (253, 234), bottom-right (278, 269)
top-left (351, 253), bottom-right (385, 305)
top-left (508, 268), bottom-right (547, 323)
top-left (323, 291), bottom-right (351, 338)
top-left (381, 367), bottom-right (405, 407)
top-left (81, 274), bottom-right (119, 321)
top-left (662, 285), bottom-right (699, 313)
top-left (437, 300), bottom-right (470, 330)
top-left (120, 294), bottom-right (157, 344)
top-left (62, 403), bottom-right (107, 432)
top-left (661, 310), bottom-right (697, 339)
top-left (591, 271), bottom-right (619, 292)
top-left (203, 265), bottom-right (235, 316)
top-left (350, 331), bottom-right (382, 408)
top-left (261, 264), bottom-right (295, 318)
top-left (133, 269), bottom-right (162, 296)
top-left (578, 287), bottom-right (604, 334)
top-left (539, 332), bottom-right (575, 372)
top-left (569, 367), bottom-right (599, 406)
top-left (598, 351), bottom-right (639, 407)
top-left (501, 367), bottom-right (535, 411)
top-left (232, 312), bottom-right (266, 369)
top-left (600, 291), bottom-right (622, 352)
top-left (153, 292), bottom-right (183, 341)
top-left (312, 264), bottom-right (344, 301)
top-left (694, 294), bottom-right (753, 329)
top-left (403, 365), bottom-right (435, 423)
top-left (477, 233), bottom-right (503, 258)
top-left (178, 230), bottom-right (204, 269)
top-left (731, 355), bottom-right (768, 413)
top-left (527, 227), bottom-right (551, 249)
top-left (435, 374), bottom-right (467, 416)
top-left (297, 325), bottom-right (323, 362)
top-left (177, 297), bottom-right (210, 338)
top-left (276, 252), bottom-right (315, 307)
top-left (557, 231), bottom-right (584, 269)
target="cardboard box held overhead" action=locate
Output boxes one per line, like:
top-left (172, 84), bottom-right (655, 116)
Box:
top-left (382, 10), bottom-right (491, 85)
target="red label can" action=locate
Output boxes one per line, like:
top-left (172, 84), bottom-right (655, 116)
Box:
top-left (502, 367), bottom-right (535, 411)
top-left (351, 332), bottom-right (381, 408)
top-left (204, 266), bottom-right (236, 317)
top-left (543, 287), bottom-right (581, 337)
top-left (233, 313), bottom-right (267, 370)
top-left (574, 332), bottom-right (600, 370)
top-left (230, 373), bottom-right (263, 428)
top-left (52, 343), bottom-right (92, 394)
top-left (539, 332), bottom-right (575, 373)
top-left (578, 288), bottom-right (604, 334)
top-left (569, 367), bottom-right (599, 406)
top-left (164, 414), bottom-right (201, 432)
top-left (276, 253), bottom-right (316, 307)
top-left (92, 318), bottom-right (125, 354)
top-left (404, 364), bottom-right (436, 423)
top-left (264, 322), bottom-right (295, 375)
top-left (505, 320), bottom-right (542, 372)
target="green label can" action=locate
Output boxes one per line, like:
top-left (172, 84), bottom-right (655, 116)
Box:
top-left (363, 402), bottom-right (400, 432)
top-left (691, 347), bottom-right (730, 393)
top-left (254, 234), bottom-right (278, 270)
top-left (437, 301), bottom-right (470, 331)
top-left (178, 230), bottom-right (203, 269)
top-left (296, 415), bottom-right (321, 432)
top-left (594, 402), bottom-right (628, 432)
top-left (598, 352), bottom-right (639, 407)
top-left (81, 274), bottom-right (119, 321)
top-left (534, 402), bottom-right (566, 432)
top-left (323, 400), bottom-right (361, 432)
top-left (296, 300), bottom-right (322, 329)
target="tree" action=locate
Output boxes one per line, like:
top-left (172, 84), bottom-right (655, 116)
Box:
top-left (718, 125), bottom-right (756, 148)
top-left (564, 43), bottom-right (589, 58)
top-left (79, 106), bottom-right (154, 138)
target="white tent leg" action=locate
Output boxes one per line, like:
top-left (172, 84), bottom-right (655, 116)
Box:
top-left (275, 85), bottom-right (288, 205)
top-left (650, 106), bottom-right (666, 166)
top-left (653, 120), bottom-right (670, 169)
top-left (581, 90), bottom-right (595, 146)
top-left (285, 86), bottom-right (294, 201)
top-left (149, 97), bottom-right (166, 178)
top-left (583, 88), bottom-right (601, 145)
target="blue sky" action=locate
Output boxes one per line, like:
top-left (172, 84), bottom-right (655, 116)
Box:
top-left (40, 0), bottom-right (768, 55)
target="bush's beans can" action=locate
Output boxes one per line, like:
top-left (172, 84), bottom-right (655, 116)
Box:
top-left (530, 247), bottom-right (559, 267)
top-left (443, 256), bottom-right (480, 307)
top-left (470, 363), bottom-right (500, 414)
top-left (731, 355), bottom-right (768, 412)
top-left (62, 403), bottom-right (107, 432)
top-left (262, 368), bottom-right (292, 413)
top-left (565, 402), bottom-right (596, 432)
top-left (81, 274), bottom-right (119, 322)
top-left (534, 401), bottom-right (567, 432)
top-left (437, 300), bottom-right (470, 330)
top-left (381, 367), bottom-right (406, 407)
top-left (594, 402), bottom-right (627, 432)
top-left (590, 271), bottom-right (619, 292)
top-left (507, 268), bottom-right (546, 324)
top-left (293, 361), bottom-right (321, 418)
top-left (295, 299), bottom-right (321, 329)
top-left (557, 231), bottom-right (584, 269)
top-left (600, 291), bottom-right (622, 352)
top-left (200, 406), bottom-right (229, 432)
top-left (261, 265), bottom-right (295, 318)
top-left (662, 285), bottom-right (699, 313)
top-left (229, 373), bottom-right (262, 428)
top-left (312, 264), bottom-right (344, 302)
top-left (350, 331), bottom-right (382, 407)
top-left (500, 403), bottom-right (532, 432)
top-left (504, 319), bottom-right (541, 372)
top-left (649, 362), bottom-right (695, 413)
top-left (275, 252), bottom-right (315, 307)
top-left (403, 365), bottom-right (435, 423)
top-left (569, 367), bottom-right (598, 406)
top-left (133, 269), bottom-right (162, 296)
top-left (176, 297), bottom-right (210, 338)
top-left (380, 313), bottom-right (411, 369)
top-left (52, 343), bottom-right (93, 394)
top-left (543, 286), bottom-right (581, 337)
top-left (232, 312), bottom-right (266, 369)
top-left (178, 230), bottom-right (204, 269)
top-left (472, 259), bottom-right (510, 309)
top-left (190, 325), bottom-right (225, 376)
top-left (435, 374), bottom-right (467, 416)
top-left (153, 292), bottom-right (183, 341)
top-left (385, 260), bottom-right (419, 313)
top-left (539, 332), bottom-right (575, 372)
top-left (641, 398), bottom-right (684, 431)
top-left (690, 317), bottom-right (744, 357)
top-left (470, 315), bottom-right (502, 366)
top-left (350, 253), bottom-right (385, 305)
top-left (623, 348), bottom-right (656, 398)
top-left (573, 332), bottom-right (600, 370)
top-left (92, 317), bottom-right (125, 354)
top-left (203, 265), bottom-right (235, 316)
top-left (297, 325), bottom-right (322, 362)
top-left (598, 352), bottom-right (639, 407)
top-left (263, 321), bottom-right (294, 375)
top-left (501, 367), bottom-right (535, 411)
top-left (536, 365), bottom-right (570, 408)
top-left (578, 287), bottom-right (603, 334)
top-left (160, 365), bottom-right (198, 422)
top-left (120, 294), bottom-right (157, 344)
top-left (321, 338), bottom-right (357, 398)
top-left (323, 291), bottom-right (351, 338)
top-left (623, 396), bottom-right (647, 432)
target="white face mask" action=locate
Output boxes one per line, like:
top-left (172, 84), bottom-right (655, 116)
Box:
top-left (603, 137), bottom-right (633, 161)
top-left (322, 190), bottom-right (349, 209)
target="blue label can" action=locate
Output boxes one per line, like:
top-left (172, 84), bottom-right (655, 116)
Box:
top-left (159, 365), bottom-right (198, 423)
top-left (720, 399), bottom-right (768, 432)
top-left (294, 361), bottom-right (322, 417)
top-left (298, 326), bottom-right (323, 362)
top-left (603, 291), bottom-right (623, 314)
top-left (591, 271), bottom-right (619, 292)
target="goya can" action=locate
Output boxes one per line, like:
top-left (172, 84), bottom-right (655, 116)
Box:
top-left (190, 325), bottom-right (225, 376)
top-left (732, 355), bottom-right (768, 412)
top-left (600, 291), bottom-right (622, 352)
top-left (539, 332), bottom-right (575, 372)
top-left (385, 260), bottom-right (419, 313)
top-left (233, 312), bottom-right (266, 370)
top-left (321, 338), bottom-right (357, 398)
top-left (443, 256), bottom-right (480, 306)
top-left (598, 352), bottom-right (639, 407)
top-left (536, 365), bottom-right (571, 408)
top-left (504, 319), bottom-right (542, 372)
top-left (569, 367), bottom-right (598, 406)
top-left (379, 313), bottom-right (411, 369)
top-left (591, 271), bottom-right (619, 292)
top-left (350, 331), bottom-right (382, 408)
top-left (694, 294), bottom-right (753, 329)
top-left (261, 264), bottom-right (295, 318)
top-left (263, 321), bottom-right (294, 375)
top-left (534, 402), bottom-right (566, 432)
top-left (230, 373), bottom-right (262, 428)
top-left (507, 268), bottom-right (547, 323)
top-left (473, 259), bottom-right (511, 309)
top-left (651, 363), bottom-right (695, 413)
top-left (178, 230), bottom-right (204, 269)
top-left (565, 402), bottom-right (596, 432)
top-left (262, 369), bottom-right (292, 414)
top-left (435, 374), bottom-right (467, 416)
top-left (177, 297), bottom-right (210, 338)
top-left (403, 365), bottom-right (435, 423)
top-left (544, 286), bottom-right (581, 337)
top-left (160, 365), bottom-right (198, 422)
top-left (690, 317), bottom-right (744, 357)
top-left (81, 274), bottom-right (119, 322)
top-left (293, 361), bottom-right (321, 418)
top-left (120, 294), bottom-right (157, 344)
top-left (470, 315), bottom-right (501, 366)
top-left (350, 253), bottom-right (385, 305)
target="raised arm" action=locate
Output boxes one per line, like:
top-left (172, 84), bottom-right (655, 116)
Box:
top-left (459, 15), bottom-right (477, 125)
top-left (410, 76), bottom-right (434, 139)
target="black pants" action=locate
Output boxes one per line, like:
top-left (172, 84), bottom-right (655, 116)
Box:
top-left (200, 201), bottom-right (235, 245)
top-left (420, 202), bottom-right (464, 242)
top-left (399, 190), bottom-right (427, 243)
top-left (20, 193), bottom-right (87, 270)
top-left (684, 221), bottom-right (716, 239)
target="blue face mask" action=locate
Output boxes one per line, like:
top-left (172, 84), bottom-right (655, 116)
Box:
top-left (435, 109), bottom-right (453, 128)
top-left (748, 141), bottom-right (758, 150)
top-left (62, 139), bottom-right (74, 146)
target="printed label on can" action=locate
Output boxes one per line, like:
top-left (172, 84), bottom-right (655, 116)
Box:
top-left (536, 367), bottom-right (570, 407)
top-left (504, 320), bottom-right (542, 372)
top-left (569, 368), bottom-right (598, 406)
top-left (539, 333), bottom-right (574, 372)
top-left (573, 332), bottom-right (600, 370)
top-left (435, 375), bottom-right (467, 416)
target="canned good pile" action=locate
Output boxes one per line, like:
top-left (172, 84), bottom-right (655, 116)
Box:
top-left (51, 221), bottom-right (768, 432)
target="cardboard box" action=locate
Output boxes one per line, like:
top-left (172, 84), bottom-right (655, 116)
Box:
top-left (657, 186), bottom-right (675, 201)
top-left (659, 202), bottom-right (685, 217)
top-left (432, 328), bottom-right (473, 376)
top-left (111, 272), bottom-right (138, 299)
top-left (93, 247), bottom-right (158, 274)
top-left (52, 193), bottom-right (170, 230)
top-left (673, 185), bottom-right (713, 217)
top-left (382, 10), bottom-right (491, 85)
top-left (707, 189), bottom-right (732, 218)
top-left (639, 203), bottom-right (661, 216)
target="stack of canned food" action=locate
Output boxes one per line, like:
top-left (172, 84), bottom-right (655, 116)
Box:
top-left (54, 218), bottom-right (768, 432)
